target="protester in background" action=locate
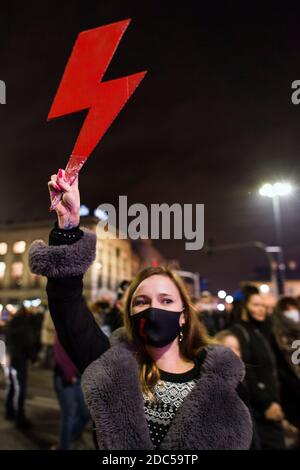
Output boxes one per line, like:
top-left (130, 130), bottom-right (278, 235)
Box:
top-left (230, 285), bottom-right (286, 450)
top-left (214, 330), bottom-right (241, 358)
top-left (4, 306), bottom-right (39, 429)
top-left (89, 296), bottom-right (113, 337)
top-left (195, 290), bottom-right (227, 336)
top-left (40, 309), bottom-right (55, 369)
top-left (29, 306), bottom-right (44, 360)
top-left (214, 328), bottom-right (261, 449)
top-left (53, 336), bottom-right (90, 450)
top-left (272, 296), bottom-right (300, 447)
top-left (90, 282), bottom-right (129, 338)
top-left (105, 280), bottom-right (130, 334)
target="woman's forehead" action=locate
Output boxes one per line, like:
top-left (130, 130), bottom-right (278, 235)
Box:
top-left (134, 275), bottom-right (180, 296)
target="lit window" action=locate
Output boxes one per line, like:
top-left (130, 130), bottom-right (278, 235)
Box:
top-left (11, 261), bottom-right (23, 286)
top-left (12, 261), bottom-right (23, 276)
top-left (0, 262), bottom-right (5, 279)
top-left (0, 243), bottom-right (7, 255)
top-left (13, 241), bottom-right (26, 254)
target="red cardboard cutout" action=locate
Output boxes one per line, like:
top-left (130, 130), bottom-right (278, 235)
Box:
top-left (48, 19), bottom-right (147, 210)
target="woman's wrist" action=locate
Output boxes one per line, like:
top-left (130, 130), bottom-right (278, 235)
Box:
top-left (58, 214), bottom-right (80, 230)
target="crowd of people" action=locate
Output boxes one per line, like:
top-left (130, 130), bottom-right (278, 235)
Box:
top-left (1, 280), bottom-right (299, 450)
top-left (0, 304), bottom-right (91, 449)
top-left (1, 169), bottom-right (299, 450)
top-left (198, 286), bottom-right (300, 449)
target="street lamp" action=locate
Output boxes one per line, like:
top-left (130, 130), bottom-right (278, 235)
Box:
top-left (259, 181), bottom-right (293, 294)
top-left (259, 284), bottom-right (270, 294)
top-left (225, 295), bottom-right (234, 304)
top-left (217, 290), bottom-right (227, 299)
top-left (259, 182), bottom-right (292, 198)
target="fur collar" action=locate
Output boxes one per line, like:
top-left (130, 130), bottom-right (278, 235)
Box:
top-left (29, 228), bottom-right (96, 278)
top-left (82, 344), bottom-right (252, 450)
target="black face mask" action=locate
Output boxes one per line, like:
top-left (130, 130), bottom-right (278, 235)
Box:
top-left (130, 307), bottom-right (183, 348)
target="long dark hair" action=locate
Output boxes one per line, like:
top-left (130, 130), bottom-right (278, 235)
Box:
top-left (231, 284), bottom-right (260, 322)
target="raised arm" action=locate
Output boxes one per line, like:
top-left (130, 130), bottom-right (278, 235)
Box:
top-left (29, 170), bottom-right (110, 373)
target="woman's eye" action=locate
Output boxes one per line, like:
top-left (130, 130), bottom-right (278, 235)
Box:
top-left (135, 299), bottom-right (146, 306)
top-left (163, 298), bottom-right (173, 304)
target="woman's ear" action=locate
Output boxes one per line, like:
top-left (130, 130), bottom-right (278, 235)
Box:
top-left (180, 311), bottom-right (186, 326)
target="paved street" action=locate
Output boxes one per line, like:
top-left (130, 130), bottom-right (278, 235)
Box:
top-left (0, 365), bottom-right (94, 450)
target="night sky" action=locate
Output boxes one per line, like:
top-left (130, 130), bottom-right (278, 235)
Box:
top-left (1, 2), bottom-right (300, 293)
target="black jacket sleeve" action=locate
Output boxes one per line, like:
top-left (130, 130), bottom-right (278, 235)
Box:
top-left (47, 275), bottom-right (110, 373)
top-left (30, 223), bottom-right (110, 373)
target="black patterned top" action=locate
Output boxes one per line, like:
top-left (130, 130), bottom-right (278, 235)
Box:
top-left (143, 351), bottom-right (205, 448)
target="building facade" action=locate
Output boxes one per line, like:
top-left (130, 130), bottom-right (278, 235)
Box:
top-left (0, 217), bottom-right (141, 309)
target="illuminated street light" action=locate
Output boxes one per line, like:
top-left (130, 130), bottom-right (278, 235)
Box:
top-left (260, 284), bottom-right (270, 294)
top-left (259, 182), bottom-right (292, 198)
top-left (225, 295), bottom-right (234, 304)
top-left (31, 299), bottom-right (41, 308)
top-left (94, 207), bottom-right (109, 221)
top-left (217, 290), bottom-right (227, 299)
top-left (259, 181), bottom-right (293, 295)
top-left (217, 303), bottom-right (226, 312)
top-left (273, 182), bottom-right (292, 197)
top-left (23, 299), bottom-right (41, 308)
top-left (80, 204), bottom-right (90, 216)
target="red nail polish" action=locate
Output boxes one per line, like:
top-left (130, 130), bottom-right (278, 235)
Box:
top-left (58, 169), bottom-right (63, 178)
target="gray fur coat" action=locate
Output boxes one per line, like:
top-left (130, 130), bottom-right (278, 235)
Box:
top-left (28, 229), bottom-right (252, 450)
top-left (82, 342), bottom-right (253, 450)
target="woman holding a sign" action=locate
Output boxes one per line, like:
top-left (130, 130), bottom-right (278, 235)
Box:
top-left (28, 169), bottom-right (253, 450)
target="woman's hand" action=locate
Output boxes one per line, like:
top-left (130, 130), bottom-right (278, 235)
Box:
top-left (48, 169), bottom-right (80, 229)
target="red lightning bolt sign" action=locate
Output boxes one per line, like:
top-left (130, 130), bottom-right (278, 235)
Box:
top-left (48, 19), bottom-right (147, 210)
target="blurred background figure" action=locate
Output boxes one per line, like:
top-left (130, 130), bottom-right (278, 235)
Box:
top-left (230, 285), bottom-right (286, 450)
top-left (106, 280), bottom-right (130, 334)
top-left (272, 296), bottom-right (300, 448)
top-left (214, 328), bottom-right (261, 449)
top-left (90, 280), bottom-right (130, 338)
top-left (90, 295), bottom-right (113, 337)
top-left (53, 335), bottom-right (90, 450)
top-left (214, 330), bottom-right (241, 358)
top-left (195, 290), bottom-right (227, 336)
top-left (39, 309), bottom-right (55, 369)
top-left (4, 306), bottom-right (40, 430)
